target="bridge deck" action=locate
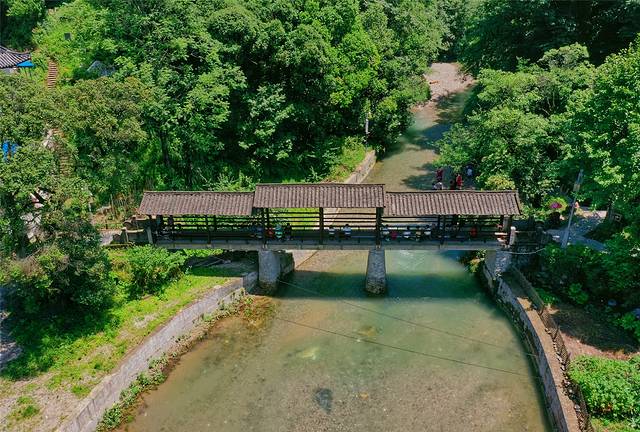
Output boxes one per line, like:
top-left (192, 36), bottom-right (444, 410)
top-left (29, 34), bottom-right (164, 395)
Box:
top-left (152, 229), bottom-right (507, 251)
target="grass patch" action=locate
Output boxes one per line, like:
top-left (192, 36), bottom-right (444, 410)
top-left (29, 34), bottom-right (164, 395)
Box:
top-left (593, 417), bottom-right (640, 432)
top-left (326, 139), bottom-right (368, 181)
top-left (9, 395), bottom-right (40, 422)
top-left (1, 264), bottom-right (239, 400)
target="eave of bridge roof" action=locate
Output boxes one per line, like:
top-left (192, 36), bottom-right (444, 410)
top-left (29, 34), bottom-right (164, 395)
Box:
top-left (253, 183), bottom-right (385, 208)
top-left (138, 191), bottom-right (254, 216)
top-left (384, 190), bottom-right (522, 216)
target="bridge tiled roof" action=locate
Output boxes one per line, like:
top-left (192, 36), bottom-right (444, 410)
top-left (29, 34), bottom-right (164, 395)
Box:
top-left (0, 46), bottom-right (31, 69)
top-left (139, 191), bottom-right (254, 216)
top-left (253, 183), bottom-right (385, 208)
top-left (138, 187), bottom-right (522, 216)
top-left (384, 191), bottom-right (522, 216)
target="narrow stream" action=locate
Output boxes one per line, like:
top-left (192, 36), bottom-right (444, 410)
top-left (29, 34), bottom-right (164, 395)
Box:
top-left (125, 81), bottom-right (551, 432)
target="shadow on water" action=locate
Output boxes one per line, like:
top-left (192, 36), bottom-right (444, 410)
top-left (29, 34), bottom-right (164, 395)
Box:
top-left (278, 271), bottom-right (485, 301)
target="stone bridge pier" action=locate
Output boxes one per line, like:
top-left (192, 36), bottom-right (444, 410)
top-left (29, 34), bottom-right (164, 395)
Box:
top-left (365, 249), bottom-right (387, 294)
top-left (258, 250), bottom-right (295, 294)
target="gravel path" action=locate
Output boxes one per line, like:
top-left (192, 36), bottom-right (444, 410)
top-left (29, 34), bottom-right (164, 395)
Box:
top-left (424, 62), bottom-right (474, 104)
top-left (547, 208), bottom-right (607, 251)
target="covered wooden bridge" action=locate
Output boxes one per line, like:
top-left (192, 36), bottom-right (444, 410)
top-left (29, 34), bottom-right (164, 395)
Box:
top-left (138, 183), bottom-right (522, 251)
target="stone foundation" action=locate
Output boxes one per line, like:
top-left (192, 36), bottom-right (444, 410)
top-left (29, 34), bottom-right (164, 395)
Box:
top-left (484, 249), bottom-right (512, 278)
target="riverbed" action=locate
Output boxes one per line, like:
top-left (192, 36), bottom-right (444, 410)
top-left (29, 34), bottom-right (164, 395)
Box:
top-left (124, 64), bottom-right (551, 432)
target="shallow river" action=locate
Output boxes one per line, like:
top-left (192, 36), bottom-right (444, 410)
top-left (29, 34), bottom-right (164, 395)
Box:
top-left (126, 88), bottom-right (551, 432)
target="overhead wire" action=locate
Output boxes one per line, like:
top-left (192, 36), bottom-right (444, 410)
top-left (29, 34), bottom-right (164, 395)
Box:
top-left (277, 279), bottom-right (536, 359)
top-left (274, 316), bottom-right (527, 377)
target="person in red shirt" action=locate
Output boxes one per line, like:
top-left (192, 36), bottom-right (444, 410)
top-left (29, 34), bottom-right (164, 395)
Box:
top-left (456, 173), bottom-right (463, 189)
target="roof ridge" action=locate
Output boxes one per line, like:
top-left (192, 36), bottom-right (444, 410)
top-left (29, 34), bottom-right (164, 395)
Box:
top-left (385, 190), bottom-right (518, 194)
top-left (255, 183), bottom-right (385, 187)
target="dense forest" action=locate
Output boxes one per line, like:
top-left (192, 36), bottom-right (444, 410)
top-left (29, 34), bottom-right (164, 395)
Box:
top-left (1, 0), bottom-right (639, 320)
top-left (2, 0), bottom-right (640, 429)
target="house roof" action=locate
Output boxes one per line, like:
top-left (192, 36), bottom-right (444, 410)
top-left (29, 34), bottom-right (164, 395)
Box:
top-left (138, 191), bottom-right (255, 216)
top-left (253, 183), bottom-right (386, 208)
top-left (0, 46), bottom-right (31, 69)
top-left (384, 191), bottom-right (522, 216)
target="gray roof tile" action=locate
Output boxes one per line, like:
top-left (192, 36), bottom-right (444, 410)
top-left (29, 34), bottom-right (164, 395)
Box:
top-left (139, 191), bottom-right (254, 216)
top-left (254, 183), bottom-right (385, 208)
top-left (385, 191), bottom-right (522, 216)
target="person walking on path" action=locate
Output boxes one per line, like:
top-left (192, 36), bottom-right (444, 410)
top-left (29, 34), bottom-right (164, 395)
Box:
top-left (456, 173), bottom-right (463, 189)
top-left (436, 167), bottom-right (444, 182)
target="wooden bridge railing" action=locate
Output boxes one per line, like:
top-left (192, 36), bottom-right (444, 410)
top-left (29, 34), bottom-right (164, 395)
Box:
top-left (149, 212), bottom-right (508, 246)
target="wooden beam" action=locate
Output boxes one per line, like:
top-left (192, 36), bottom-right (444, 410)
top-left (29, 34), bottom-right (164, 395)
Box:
top-left (205, 215), bottom-right (211, 243)
top-left (319, 207), bottom-right (324, 244)
top-left (375, 207), bottom-right (382, 246)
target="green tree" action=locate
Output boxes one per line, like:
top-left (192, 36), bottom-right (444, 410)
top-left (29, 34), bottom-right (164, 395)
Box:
top-left (561, 38), bottom-right (640, 219)
top-left (437, 45), bottom-right (594, 204)
top-left (459, 0), bottom-right (640, 74)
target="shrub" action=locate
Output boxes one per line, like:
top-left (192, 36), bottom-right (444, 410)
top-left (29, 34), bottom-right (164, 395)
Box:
top-left (569, 355), bottom-right (640, 419)
top-left (482, 174), bottom-right (516, 190)
top-left (125, 246), bottom-right (186, 297)
top-left (567, 282), bottom-right (589, 305)
top-left (616, 313), bottom-right (640, 343)
top-left (537, 243), bottom-right (609, 301)
top-left (1, 242), bottom-right (115, 314)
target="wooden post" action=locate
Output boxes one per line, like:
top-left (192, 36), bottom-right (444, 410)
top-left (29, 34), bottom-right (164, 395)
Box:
top-left (146, 215), bottom-right (154, 244)
top-left (260, 208), bottom-right (267, 245)
top-left (319, 207), bottom-right (325, 244)
top-left (205, 215), bottom-right (211, 243)
top-left (437, 215), bottom-right (443, 244)
top-left (375, 207), bottom-right (382, 246)
top-left (505, 215), bottom-right (513, 245)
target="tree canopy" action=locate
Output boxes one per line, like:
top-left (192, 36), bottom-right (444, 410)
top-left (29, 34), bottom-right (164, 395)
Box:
top-left (459, 0), bottom-right (640, 74)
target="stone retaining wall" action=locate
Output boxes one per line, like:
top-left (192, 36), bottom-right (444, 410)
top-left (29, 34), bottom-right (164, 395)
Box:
top-left (58, 272), bottom-right (258, 432)
top-left (482, 266), bottom-right (580, 432)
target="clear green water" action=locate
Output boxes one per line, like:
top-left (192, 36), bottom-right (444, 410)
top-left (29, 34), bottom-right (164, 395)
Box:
top-left (125, 97), bottom-right (551, 432)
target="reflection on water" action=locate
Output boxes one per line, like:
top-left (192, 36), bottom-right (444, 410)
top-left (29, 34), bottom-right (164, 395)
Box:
top-left (125, 93), bottom-right (551, 432)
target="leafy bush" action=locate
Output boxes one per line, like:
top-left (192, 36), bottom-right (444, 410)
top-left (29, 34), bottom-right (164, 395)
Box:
top-left (125, 246), bottom-right (186, 297)
top-left (567, 283), bottom-right (589, 305)
top-left (536, 244), bottom-right (611, 302)
top-left (616, 313), bottom-right (640, 343)
top-left (482, 174), bottom-right (516, 190)
top-left (569, 355), bottom-right (640, 419)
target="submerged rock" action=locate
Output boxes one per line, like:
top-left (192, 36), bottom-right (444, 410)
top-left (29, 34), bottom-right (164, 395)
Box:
top-left (296, 346), bottom-right (319, 360)
top-left (314, 388), bottom-right (333, 413)
top-left (356, 324), bottom-right (380, 339)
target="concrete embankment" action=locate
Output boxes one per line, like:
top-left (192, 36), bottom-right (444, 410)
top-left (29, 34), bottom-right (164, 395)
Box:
top-left (482, 265), bottom-right (581, 432)
top-left (58, 273), bottom-right (257, 432)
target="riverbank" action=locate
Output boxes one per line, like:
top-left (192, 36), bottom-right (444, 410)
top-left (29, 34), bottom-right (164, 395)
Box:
top-left (0, 255), bottom-right (253, 432)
